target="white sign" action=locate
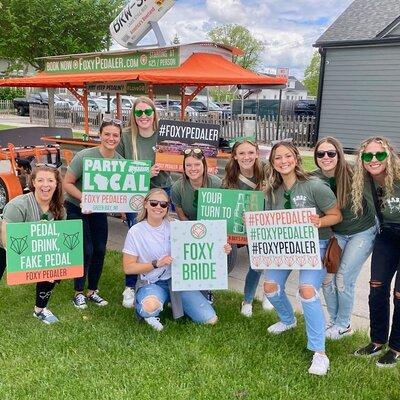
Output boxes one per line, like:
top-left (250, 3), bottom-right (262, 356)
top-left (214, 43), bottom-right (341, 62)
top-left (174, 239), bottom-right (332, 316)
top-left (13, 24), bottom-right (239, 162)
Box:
top-left (276, 67), bottom-right (290, 78)
top-left (110, 0), bottom-right (175, 47)
top-left (246, 208), bottom-right (321, 270)
top-left (171, 220), bottom-right (228, 291)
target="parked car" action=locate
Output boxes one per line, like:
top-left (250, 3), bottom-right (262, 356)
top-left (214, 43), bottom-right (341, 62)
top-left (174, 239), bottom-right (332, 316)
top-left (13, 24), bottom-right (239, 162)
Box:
top-left (154, 99), bottom-right (181, 109)
top-left (294, 100), bottom-right (316, 117)
top-left (189, 100), bottom-right (231, 118)
top-left (164, 104), bottom-right (198, 116)
top-left (13, 92), bottom-right (71, 116)
top-left (98, 95), bottom-right (136, 110)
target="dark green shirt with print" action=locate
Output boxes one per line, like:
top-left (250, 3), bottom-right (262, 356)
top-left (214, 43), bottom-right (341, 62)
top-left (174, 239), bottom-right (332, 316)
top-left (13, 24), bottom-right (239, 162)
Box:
top-left (66, 146), bottom-right (123, 207)
top-left (171, 175), bottom-right (221, 221)
top-left (116, 130), bottom-right (172, 189)
top-left (312, 170), bottom-right (376, 235)
top-left (268, 177), bottom-right (337, 240)
top-left (363, 176), bottom-right (400, 224)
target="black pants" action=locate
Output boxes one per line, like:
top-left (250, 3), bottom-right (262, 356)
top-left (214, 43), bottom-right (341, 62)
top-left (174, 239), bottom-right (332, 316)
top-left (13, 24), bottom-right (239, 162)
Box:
top-left (369, 225), bottom-right (400, 352)
top-left (1, 247), bottom-right (56, 308)
top-left (65, 201), bottom-right (108, 292)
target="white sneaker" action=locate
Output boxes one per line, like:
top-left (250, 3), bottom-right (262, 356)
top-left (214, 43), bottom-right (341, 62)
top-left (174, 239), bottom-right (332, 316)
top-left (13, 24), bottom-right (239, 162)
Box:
top-left (326, 324), bottom-right (353, 340)
top-left (144, 317), bottom-right (164, 331)
top-left (241, 302), bottom-right (253, 317)
top-left (325, 320), bottom-right (334, 330)
top-left (267, 318), bottom-right (297, 334)
top-left (122, 287), bottom-right (135, 309)
top-left (262, 294), bottom-right (274, 311)
top-left (308, 353), bottom-right (330, 376)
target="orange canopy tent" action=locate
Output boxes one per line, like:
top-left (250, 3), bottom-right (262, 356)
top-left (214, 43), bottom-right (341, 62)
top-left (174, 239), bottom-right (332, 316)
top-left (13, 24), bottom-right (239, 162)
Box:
top-left (0, 46), bottom-right (287, 131)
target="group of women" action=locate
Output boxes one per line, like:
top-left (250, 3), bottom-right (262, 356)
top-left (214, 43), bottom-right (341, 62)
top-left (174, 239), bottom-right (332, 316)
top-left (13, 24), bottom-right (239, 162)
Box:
top-left (0, 96), bottom-right (399, 375)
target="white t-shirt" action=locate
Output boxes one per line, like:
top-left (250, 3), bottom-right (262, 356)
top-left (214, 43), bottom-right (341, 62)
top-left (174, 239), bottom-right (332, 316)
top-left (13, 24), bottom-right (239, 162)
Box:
top-left (123, 219), bottom-right (172, 283)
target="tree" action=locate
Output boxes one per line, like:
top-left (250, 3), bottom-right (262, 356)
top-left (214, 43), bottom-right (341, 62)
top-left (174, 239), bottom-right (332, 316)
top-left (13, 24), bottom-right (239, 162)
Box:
top-left (207, 24), bottom-right (264, 71)
top-left (303, 52), bottom-right (321, 97)
top-left (0, 0), bottom-right (124, 70)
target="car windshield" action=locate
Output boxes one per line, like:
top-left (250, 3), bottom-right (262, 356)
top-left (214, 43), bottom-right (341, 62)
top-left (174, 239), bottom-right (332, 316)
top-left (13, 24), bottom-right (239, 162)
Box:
top-left (95, 99), bottom-right (109, 108)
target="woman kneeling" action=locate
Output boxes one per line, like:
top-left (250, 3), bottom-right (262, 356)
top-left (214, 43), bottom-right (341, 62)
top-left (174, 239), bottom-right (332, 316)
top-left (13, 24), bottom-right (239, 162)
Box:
top-left (123, 189), bottom-right (226, 331)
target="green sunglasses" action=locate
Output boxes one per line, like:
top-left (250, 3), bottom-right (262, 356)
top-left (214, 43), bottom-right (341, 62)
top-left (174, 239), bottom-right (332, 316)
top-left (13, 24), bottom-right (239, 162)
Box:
top-left (283, 191), bottom-right (291, 209)
top-left (134, 108), bottom-right (154, 117)
top-left (361, 151), bottom-right (388, 163)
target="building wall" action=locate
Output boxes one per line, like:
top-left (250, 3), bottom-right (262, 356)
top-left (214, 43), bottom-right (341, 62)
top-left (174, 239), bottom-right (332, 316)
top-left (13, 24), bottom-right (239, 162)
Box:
top-left (318, 45), bottom-right (400, 150)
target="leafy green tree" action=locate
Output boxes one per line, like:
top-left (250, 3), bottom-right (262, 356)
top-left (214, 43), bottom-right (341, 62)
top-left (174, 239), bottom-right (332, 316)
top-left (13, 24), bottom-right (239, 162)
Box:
top-left (209, 87), bottom-right (236, 102)
top-left (0, 87), bottom-right (25, 100)
top-left (0, 0), bottom-right (123, 70)
top-left (303, 51), bottom-right (321, 97)
top-left (207, 24), bottom-right (264, 71)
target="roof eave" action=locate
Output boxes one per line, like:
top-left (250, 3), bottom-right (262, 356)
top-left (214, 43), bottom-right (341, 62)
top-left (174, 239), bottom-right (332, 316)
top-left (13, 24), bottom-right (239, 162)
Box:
top-left (313, 36), bottom-right (400, 48)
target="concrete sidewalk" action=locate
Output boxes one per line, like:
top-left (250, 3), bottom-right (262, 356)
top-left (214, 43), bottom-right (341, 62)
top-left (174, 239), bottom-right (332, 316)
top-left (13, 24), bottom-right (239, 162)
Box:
top-left (106, 216), bottom-right (370, 331)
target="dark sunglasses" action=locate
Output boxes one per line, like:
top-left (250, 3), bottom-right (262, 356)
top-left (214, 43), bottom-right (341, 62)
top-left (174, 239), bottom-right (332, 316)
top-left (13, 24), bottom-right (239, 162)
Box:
top-left (316, 150), bottom-right (337, 159)
top-left (148, 200), bottom-right (169, 209)
top-left (183, 148), bottom-right (204, 157)
top-left (134, 108), bottom-right (154, 117)
top-left (283, 191), bottom-right (291, 209)
top-left (102, 117), bottom-right (122, 125)
top-left (361, 151), bottom-right (388, 163)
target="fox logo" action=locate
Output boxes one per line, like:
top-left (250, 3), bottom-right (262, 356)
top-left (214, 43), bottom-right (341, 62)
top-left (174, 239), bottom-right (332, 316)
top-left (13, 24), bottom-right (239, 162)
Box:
top-left (385, 197), bottom-right (400, 213)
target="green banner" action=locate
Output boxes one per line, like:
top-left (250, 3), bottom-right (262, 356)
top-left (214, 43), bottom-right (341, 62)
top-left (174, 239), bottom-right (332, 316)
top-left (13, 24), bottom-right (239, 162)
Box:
top-left (126, 82), bottom-right (147, 95)
top-left (44, 48), bottom-right (180, 74)
top-left (82, 158), bottom-right (151, 213)
top-left (6, 220), bottom-right (83, 285)
top-left (197, 188), bottom-right (265, 244)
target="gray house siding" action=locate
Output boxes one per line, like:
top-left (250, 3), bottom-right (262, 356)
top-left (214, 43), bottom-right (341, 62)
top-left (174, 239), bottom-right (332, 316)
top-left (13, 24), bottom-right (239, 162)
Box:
top-left (318, 45), bottom-right (400, 150)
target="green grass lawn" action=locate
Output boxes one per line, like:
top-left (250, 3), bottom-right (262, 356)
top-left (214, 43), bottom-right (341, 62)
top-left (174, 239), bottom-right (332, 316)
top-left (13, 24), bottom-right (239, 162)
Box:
top-left (302, 155), bottom-right (317, 172)
top-left (0, 124), bottom-right (17, 130)
top-left (0, 251), bottom-right (399, 399)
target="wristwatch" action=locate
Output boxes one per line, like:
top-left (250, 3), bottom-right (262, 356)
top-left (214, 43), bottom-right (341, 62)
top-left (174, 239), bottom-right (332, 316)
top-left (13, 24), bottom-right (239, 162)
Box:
top-left (152, 260), bottom-right (158, 269)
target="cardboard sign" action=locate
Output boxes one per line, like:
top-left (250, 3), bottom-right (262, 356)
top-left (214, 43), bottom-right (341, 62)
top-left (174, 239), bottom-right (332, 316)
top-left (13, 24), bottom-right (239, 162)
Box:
top-left (155, 120), bottom-right (220, 174)
top-left (171, 220), bottom-right (228, 291)
top-left (81, 158), bottom-right (151, 213)
top-left (6, 220), bottom-right (83, 285)
top-left (197, 188), bottom-right (265, 244)
top-left (245, 208), bottom-right (321, 270)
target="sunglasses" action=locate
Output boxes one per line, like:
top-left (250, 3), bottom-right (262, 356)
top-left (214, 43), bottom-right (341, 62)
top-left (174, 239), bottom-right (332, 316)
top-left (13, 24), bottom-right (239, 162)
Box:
top-left (361, 151), bottom-right (388, 163)
top-left (316, 150), bottom-right (337, 159)
top-left (148, 200), bottom-right (169, 209)
top-left (102, 117), bottom-right (122, 125)
top-left (134, 108), bottom-right (154, 117)
top-left (283, 191), bottom-right (291, 209)
top-left (183, 148), bottom-right (204, 157)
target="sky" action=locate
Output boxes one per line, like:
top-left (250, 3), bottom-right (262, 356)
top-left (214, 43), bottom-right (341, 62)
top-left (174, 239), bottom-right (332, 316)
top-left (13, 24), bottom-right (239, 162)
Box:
top-left (136, 0), bottom-right (354, 79)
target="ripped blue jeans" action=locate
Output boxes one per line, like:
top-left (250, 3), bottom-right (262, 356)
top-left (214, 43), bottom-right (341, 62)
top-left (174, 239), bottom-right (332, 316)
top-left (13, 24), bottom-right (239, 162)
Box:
top-left (264, 240), bottom-right (328, 352)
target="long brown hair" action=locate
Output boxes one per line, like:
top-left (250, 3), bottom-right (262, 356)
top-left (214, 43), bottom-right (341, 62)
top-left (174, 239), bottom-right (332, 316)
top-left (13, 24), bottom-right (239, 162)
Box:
top-left (127, 97), bottom-right (159, 160)
top-left (264, 141), bottom-right (309, 202)
top-left (222, 140), bottom-right (264, 190)
top-left (182, 148), bottom-right (208, 188)
top-left (136, 189), bottom-right (170, 223)
top-left (352, 136), bottom-right (400, 215)
top-left (28, 166), bottom-right (65, 220)
top-left (314, 137), bottom-right (351, 209)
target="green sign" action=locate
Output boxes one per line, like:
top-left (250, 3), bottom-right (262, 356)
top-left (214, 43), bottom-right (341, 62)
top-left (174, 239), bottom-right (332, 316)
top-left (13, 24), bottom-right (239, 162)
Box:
top-left (81, 158), bottom-right (151, 213)
top-left (126, 82), bottom-right (147, 95)
top-left (6, 220), bottom-right (83, 285)
top-left (197, 188), bottom-right (265, 244)
top-left (44, 48), bottom-right (180, 74)
top-left (171, 220), bottom-right (228, 291)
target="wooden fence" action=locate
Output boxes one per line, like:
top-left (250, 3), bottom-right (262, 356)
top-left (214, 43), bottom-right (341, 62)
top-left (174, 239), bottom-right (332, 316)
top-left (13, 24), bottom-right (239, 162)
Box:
top-left (28, 105), bottom-right (316, 147)
top-left (0, 100), bottom-right (15, 116)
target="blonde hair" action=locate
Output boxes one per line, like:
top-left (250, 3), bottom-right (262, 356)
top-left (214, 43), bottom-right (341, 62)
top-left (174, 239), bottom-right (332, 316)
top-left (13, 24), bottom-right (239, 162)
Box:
top-left (222, 140), bottom-right (265, 190)
top-left (264, 141), bottom-right (309, 203)
top-left (351, 136), bottom-right (400, 215)
top-left (128, 97), bottom-right (159, 160)
top-left (314, 136), bottom-right (352, 209)
top-left (136, 188), bottom-right (170, 223)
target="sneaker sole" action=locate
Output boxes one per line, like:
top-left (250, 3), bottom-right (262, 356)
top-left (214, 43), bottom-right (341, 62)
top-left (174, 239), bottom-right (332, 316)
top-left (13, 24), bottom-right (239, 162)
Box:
top-left (72, 301), bottom-right (87, 310)
top-left (89, 301), bottom-right (108, 307)
top-left (308, 366), bottom-right (330, 376)
top-left (326, 330), bottom-right (354, 340)
top-left (33, 313), bottom-right (53, 325)
top-left (376, 361), bottom-right (398, 368)
top-left (122, 301), bottom-right (135, 309)
top-left (354, 348), bottom-right (384, 357)
top-left (267, 324), bottom-right (297, 334)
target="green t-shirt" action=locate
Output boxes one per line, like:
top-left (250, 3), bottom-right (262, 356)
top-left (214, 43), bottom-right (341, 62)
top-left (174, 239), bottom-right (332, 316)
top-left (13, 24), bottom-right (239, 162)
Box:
top-left (65, 146), bottom-right (123, 207)
top-left (267, 177), bottom-right (337, 240)
top-left (116, 130), bottom-right (172, 189)
top-left (312, 170), bottom-right (375, 235)
top-left (171, 175), bottom-right (221, 221)
top-left (363, 176), bottom-right (400, 224)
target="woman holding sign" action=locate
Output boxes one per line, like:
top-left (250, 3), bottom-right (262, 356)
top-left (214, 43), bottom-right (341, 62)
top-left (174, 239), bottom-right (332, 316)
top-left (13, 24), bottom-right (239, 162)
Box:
top-left (117, 97), bottom-right (172, 309)
top-left (313, 137), bottom-right (377, 340)
top-left (63, 118), bottom-right (122, 310)
top-left (263, 142), bottom-right (341, 375)
top-left (123, 188), bottom-right (231, 331)
top-left (222, 139), bottom-right (274, 317)
top-left (0, 165), bottom-right (65, 324)
top-left (351, 137), bottom-right (400, 367)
